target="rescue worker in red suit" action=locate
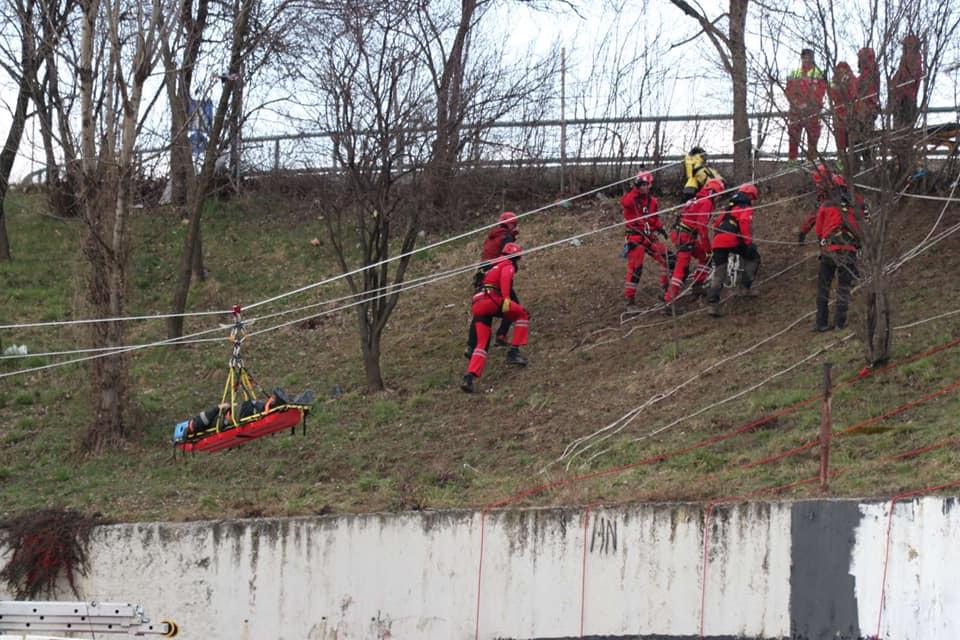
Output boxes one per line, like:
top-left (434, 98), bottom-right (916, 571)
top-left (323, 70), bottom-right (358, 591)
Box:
top-left (829, 62), bottom-right (858, 155)
top-left (664, 177), bottom-right (725, 305)
top-left (786, 48), bottom-right (827, 161)
top-left (854, 47), bottom-right (880, 169)
top-left (813, 175), bottom-right (862, 331)
top-left (462, 242), bottom-right (529, 393)
top-left (889, 35), bottom-right (924, 130)
top-left (798, 163), bottom-right (834, 243)
top-left (465, 211), bottom-right (519, 356)
top-left (706, 183), bottom-right (761, 314)
top-left (621, 170), bottom-right (673, 308)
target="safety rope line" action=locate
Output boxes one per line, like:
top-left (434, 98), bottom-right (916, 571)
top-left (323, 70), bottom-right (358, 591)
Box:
top-left (696, 440), bottom-right (960, 639)
top-left (0, 160), bottom-right (816, 370)
top-left (2, 126), bottom-right (953, 379)
top-left (873, 478), bottom-right (960, 640)
top-left (560, 171), bottom-right (960, 465)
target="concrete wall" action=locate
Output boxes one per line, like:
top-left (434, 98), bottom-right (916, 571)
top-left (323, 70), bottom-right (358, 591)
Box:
top-left (1, 498), bottom-right (957, 640)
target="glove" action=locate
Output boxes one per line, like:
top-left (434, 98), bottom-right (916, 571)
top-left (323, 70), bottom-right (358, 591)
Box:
top-left (797, 232), bottom-right (806, 245)
top-left (501, 299), bottom-right (511, 314)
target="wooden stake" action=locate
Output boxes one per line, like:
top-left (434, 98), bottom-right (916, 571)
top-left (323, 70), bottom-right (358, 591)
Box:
top-left (820, 362), bottom-right (833, 491)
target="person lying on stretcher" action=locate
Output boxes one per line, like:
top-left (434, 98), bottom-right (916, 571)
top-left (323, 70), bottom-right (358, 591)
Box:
top-left (175, 388), bottom-right (289, 439)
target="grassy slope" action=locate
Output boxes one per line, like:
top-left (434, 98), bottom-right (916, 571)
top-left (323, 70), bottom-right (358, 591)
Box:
top-left (0, 186), bottom-right (958, 522)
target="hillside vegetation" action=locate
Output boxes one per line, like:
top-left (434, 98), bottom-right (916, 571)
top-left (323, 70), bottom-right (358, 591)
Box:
top-left (1, 183), bottom-right (959, 522)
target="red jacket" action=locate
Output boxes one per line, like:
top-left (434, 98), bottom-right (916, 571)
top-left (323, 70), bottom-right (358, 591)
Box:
top-left (481, 226), bottom-right (516, 261)
top-left (621, 189), bottom-right (661, 236)
top-left (786, 63), bottom-right (827, 113)
top-left (480, 258), bottom-right (517, 302)
top-left (678, 189), bottom-right (715, 236)
top-left (816, 200), bottom-right (862, 252)
top-left (856, 47), bottom-right (880, 117)
top-left (829, 66), bottom-right (858, 121)
top-left (891, 49), bottom-right (924, 102)
top-left (711, 199), bottom-right (754, 249)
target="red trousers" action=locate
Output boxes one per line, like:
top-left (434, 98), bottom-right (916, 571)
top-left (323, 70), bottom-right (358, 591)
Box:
top-left (665, 230), bottom-right (710, 302)
top-left (624, 236), bottom-right (671, 300)
top-left (466, 292), bottom-right (529, 378)
top-left (788, 114), bottom-right (822, 160)
top-left (834, 125), bottom-right (849, 152)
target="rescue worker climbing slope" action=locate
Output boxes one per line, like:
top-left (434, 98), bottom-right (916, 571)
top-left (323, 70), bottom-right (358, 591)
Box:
top-left (622, 170), bottom-right (673, 308)
top-left (462, 242), bottom-right (529, 393)
top-left (664, 177), bottom-right (725, 304)
top-left (813, 175), bottom-right (863, 331)
top-left (466, 211), bottom-right (520, 356)
top-left (706, 183), bottom-right (761, 314)
top-left (798, 164), bottom-right (834, 243)
top-left (682, 147), bottom-right (723, 201)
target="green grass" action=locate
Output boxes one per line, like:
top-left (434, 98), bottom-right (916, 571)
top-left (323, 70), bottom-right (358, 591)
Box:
top-left (1, 188), bottom-right (960, 522)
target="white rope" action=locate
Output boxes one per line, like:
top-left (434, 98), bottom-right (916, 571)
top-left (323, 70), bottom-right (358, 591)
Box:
top-left (556, 203), bottom-right (960, 469)
top-left (0, 308), bottom-right (231, 331)
top-left (240, 160), bottom-right (686, 312)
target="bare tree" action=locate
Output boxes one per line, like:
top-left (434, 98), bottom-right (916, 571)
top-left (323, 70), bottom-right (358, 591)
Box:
top-left (33, 0), bottom-right (167, 449)
top-left (0, 0), bottom-right (75, 259)
top-left (668, 0), bottom-right (753, 182)
top-left (774, 0), bottom-right (960, 365)
top-left (166, 0), bottom-right (307, 338)
top-left (308, 2), bottom-right (427, 391)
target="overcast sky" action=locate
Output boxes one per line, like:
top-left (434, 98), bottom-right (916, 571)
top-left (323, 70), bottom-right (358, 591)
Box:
top-left (1, 0), bottom-right (957, 181)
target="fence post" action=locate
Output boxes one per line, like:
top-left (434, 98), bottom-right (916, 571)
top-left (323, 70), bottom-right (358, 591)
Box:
top-left (820, 362), bottom-right (833, 491)
top-left (273, 139), bottom-right (280, 172)
top-left (560, 47), bottom-right (566, 195)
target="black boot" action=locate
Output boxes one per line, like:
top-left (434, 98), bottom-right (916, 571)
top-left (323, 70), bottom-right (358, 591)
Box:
top-left (461, 373), bottom-right (477, 393)
top-left (506, 347), bottom-right (528, 366)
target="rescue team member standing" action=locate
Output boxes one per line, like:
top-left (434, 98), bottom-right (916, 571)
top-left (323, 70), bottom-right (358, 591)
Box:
top-left (786, 48), bottom-right (827, 161)
top-left (622, 171), bottom-right (673, 309)
top-left (829, 61), bottom-right (858, 155)
top-left (462, 242), bottom-right (529, 393)
top-left (854, 47), bottom-right (880, 168)
top-left (706, 183), bottom-right (761, 314)
top-left (664, 177), bottom-right (725, 304)
top-left (813, 175), bottom-right (862, 332)
top-left (889, 34), bottom-right (924, 130)
top-left (465, 211), bottom-right (519, 356)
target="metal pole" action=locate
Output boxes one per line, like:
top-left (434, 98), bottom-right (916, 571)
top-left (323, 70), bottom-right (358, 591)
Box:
top-left (819, 362), bottom-right (833, 491)
top-left (274, 139), bottom-right (280, 172)
top-left (560, 47), bottom-right (566, 195)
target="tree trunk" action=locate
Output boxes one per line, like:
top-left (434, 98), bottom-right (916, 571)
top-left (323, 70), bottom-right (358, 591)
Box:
top-left (168, 1), bottom-right (249, 338)
top-left (864, 281), bottom-right (891, 366)
top-left (358, 309), bottom-right (385, 392)
top-left (0, 79), bottom-right (30, 261)
top-left (729, 0), bottom-right (752, 183)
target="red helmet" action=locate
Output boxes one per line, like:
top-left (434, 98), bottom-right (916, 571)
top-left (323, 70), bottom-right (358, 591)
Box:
top-left (502, 242), bottom-right (522, 258)
top-left (831, 174), bottom-right (848, 188)
top-left (498, 211), bottom-right (518, 229)
top-left (704, 177), bottom-right (725, 194)
top-left (738, 183), bottom-right (759, 201)
top-left (812, 163), bottom-right (831, 183)
top-left (634, 171), bottom-right (654, 187)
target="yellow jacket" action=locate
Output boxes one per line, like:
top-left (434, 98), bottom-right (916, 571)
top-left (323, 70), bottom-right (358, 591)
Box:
top-left (684, 152), bottom-right (723, 190)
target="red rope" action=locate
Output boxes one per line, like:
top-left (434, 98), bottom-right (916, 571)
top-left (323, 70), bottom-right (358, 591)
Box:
top-left (873, 478), bottom-right (960, 639)
top-left (579, 505), bottom-right (593, 637)
top-left (474, 510), bottom-right (486, 640)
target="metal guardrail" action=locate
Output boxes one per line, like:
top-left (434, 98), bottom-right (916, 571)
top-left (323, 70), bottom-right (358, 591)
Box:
top-left (132, 106), bottom-right (958, 178)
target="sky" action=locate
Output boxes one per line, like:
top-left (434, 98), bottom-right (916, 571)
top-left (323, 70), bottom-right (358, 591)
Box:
top-left (1, 0), bottom-right (957, 181)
